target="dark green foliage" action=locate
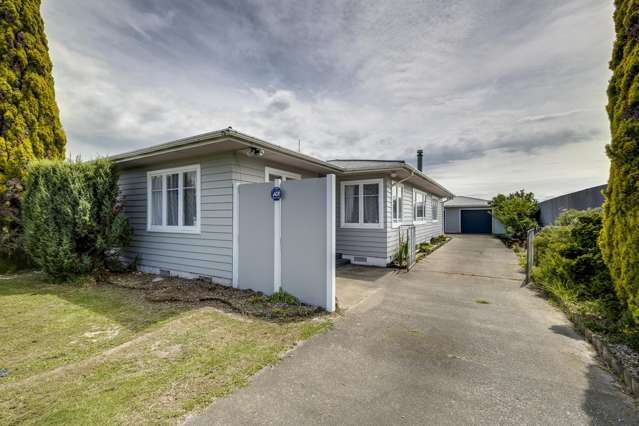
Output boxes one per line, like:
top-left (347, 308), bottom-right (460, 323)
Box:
top-left (22, 159), bottom-right (132, 280)
top-left (601, 0), bottom-right (639, 321)
top-left (0, 0), bottom-right (66, 270)
top-left (0, 0), bottom-right (66, 189)
top-left (489, 190), bottom-right (539, 241)
top-left (393, 239), bottom-right (408, 267)
top-left (0, 177), bottom-right (31, 272)
top-left (417, 242), bottom-right (434, 254)
top-left (430, 235), bottom-right (447, 245)
top-left (534, 210), bottom-right (613, 301)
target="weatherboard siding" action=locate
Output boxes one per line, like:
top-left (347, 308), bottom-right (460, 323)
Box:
top-left (119, 153), bottom-right (322, 283)
top-left (335, 177), bottom-right (389, 261)
top-left (386, 181), bottom-right (444, 261)
top-left (119, 154), bottom-right (238, 284)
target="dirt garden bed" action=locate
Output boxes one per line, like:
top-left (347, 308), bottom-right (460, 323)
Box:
top-left (103, 272), bottom-right (326, 321)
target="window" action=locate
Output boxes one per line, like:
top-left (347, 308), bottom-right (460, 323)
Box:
top-left (340, 179), bottom-right (383, 229)
top-left (392, 183), bottom-right (403, 226)
top-left (264, 167), bottom-right (301, 182)
top-left (414, 191), bottom-right (426, 222)
top-left (432, 197), bottom-right (439, 222)
top-left (147, 165), bottom-right (200, 233)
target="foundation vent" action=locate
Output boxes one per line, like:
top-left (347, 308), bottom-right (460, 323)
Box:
top-left (353, 256), bottom-right (368, 264)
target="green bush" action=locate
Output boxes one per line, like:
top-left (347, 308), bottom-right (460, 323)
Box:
top-left (600, 0), bottom-right (639, 322)
top-left (533, 209), bottom-right (613, 301)
top-left (430, 235), bottom-right (447, 245)
top-left (417, 242), bottom-right (433, 254)
top-left (489, 190), bottom-right (539, 241)
top-left (267, 288), bottom-right (301, 305)
top-left (22, 159), bottom-right (132, 280)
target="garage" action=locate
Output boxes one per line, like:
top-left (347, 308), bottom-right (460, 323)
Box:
top-left (443, 196), bottom-right (506, 235)
top-left (461, 209), bottom-right (492, 234)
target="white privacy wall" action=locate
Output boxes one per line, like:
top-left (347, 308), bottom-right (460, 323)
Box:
top-left (235, 176), bottom-right (336, 311)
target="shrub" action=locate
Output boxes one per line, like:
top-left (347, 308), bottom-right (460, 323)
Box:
top-left (0, 178), bottom-right (30, 272)
top-left (417, 242), bottom-right (434, 254)
top-left (533, 209), bottom-right (613, 301)
top-left (489, 190), bottom-right (539, 241)
top-left (22, 159), bottom-right (132, 280)
top-left (267, 288), bottom-right (301, 305)
top-left (430, 235), bottom-right (447, 245)
top-left (600, 0), bottom-right (639, 322)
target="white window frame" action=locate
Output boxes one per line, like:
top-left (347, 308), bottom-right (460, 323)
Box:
top-left (392, 182), bottom-right (404, 228)
top-left (264, 166), bottom-right (302, 182)
top-left (340, 179), bottom-right (383, 229)
top-left (413, 190), bottom-right (426, 224)
top-left (432, 196), bottom-right (440, 223)
top-left (147, 164), bottom-right (201, 234)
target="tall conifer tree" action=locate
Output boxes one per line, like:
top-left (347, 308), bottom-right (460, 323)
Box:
top-left (601, 0), bottom-right (639, 319)
top-left (0, 0), bottom-right (66, 256)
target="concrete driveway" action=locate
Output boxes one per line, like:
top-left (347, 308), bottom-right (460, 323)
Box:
top-left (187, 235), bottom-right (638, 425)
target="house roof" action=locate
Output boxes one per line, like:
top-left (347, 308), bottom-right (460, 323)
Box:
top-left (329, 159), bottom-right (453, 198)
top-left (109, 128), bottom-right (454, 198)
top-left (444, 196), bottom-right (490, 208)
top-left (109, 128), bottom-right (342, 174)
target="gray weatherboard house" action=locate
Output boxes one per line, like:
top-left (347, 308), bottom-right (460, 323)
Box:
top-left (111, 128), bottom-right (453, 289)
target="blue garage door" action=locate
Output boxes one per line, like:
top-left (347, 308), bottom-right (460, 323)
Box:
top-left (461, 210), bottom-right (492, 234)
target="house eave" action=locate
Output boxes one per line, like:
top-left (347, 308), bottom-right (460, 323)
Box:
top-left (109, 128), bottom-right (344, 174)
top-left (342, 164), bottom-right (453, 198)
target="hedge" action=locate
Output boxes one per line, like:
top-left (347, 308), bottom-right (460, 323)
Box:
top-left (534, 210), bottom-right (614, 301)
top-left (22, 159), bottom-right (131, 280)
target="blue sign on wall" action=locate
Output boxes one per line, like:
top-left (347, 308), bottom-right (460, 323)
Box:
top-left (271, 187), bottom-right (282, 201)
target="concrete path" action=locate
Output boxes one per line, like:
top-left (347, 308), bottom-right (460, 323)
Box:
top-left (186, 235), bottom-right (638, 425)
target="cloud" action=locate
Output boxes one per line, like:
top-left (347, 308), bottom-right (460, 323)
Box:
top-left (399, 127), bottom-right (601, 167)
top-left (518, 110), bottom-right (589, 123)
top-left (41, 0), bottom-right (614, 198)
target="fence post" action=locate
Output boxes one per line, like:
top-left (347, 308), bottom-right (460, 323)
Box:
top-left (526, 228), bottom-right (537, 284)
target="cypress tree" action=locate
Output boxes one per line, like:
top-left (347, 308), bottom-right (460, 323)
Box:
top-left (0, 0), bottom-right (66, 257)
top-left (601, 0), bottom-right (639, 319)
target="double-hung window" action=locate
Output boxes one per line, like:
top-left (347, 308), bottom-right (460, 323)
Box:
top-left (432, 197), bottom-right (439, 222)
top-left (147, 165), bottom-right (201, 233)
top-left (392, 183), bottom-right (403, 226)
top-left (414, 191), bottom-right (426, 222)
top-left (340, 179), bottom-right (383, 229)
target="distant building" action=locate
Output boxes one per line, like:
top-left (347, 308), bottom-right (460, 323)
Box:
top-left (538, 184), bottom-right (607, 226)
top-left (444, 196), bottom-right (505, 235)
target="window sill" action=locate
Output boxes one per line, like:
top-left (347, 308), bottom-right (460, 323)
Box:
top-left (147, 226), bottom-right (201, 234)
top-left (341, 223), bottom-right (384, 230)
top-left (414, 220), bottom-right (427, 225)
top-left (432, 220), bottom-right (439, 223)
top-left (391, 221), bottom-right (402, 229)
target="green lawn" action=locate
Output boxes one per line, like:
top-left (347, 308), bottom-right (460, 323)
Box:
top-left (0, 273), bottom-right (330, 425)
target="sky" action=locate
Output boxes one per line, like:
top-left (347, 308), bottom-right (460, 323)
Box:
top-left (41, 0), bottom-right (615, 200)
